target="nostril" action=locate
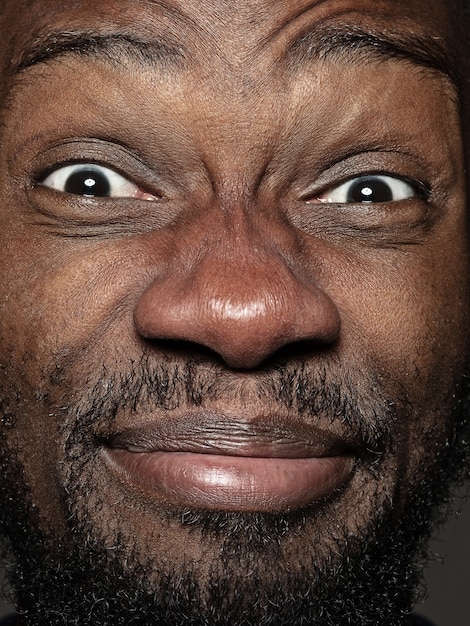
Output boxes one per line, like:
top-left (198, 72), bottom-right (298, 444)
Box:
top-left (142, 337), bottom-right (227, 365)
top-left (141, 337), bottom-right (280, 370)
top-left (140, 336), bottom-right (338, 371)
top-left (265, 337), bottom-right (340, 365)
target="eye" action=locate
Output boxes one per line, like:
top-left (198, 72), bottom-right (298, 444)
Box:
top-left (41, 163), bottom-right (157, 200)
top-left (310, 174), bottom-right (421, 204)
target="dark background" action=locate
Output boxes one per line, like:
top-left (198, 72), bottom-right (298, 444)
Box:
top-left (0, 496), bottom-right (469, 623)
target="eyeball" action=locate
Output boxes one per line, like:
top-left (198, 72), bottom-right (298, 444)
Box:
top-left (42, 163), bottom-right (156, 199)
top-left (313, 175), bottom-right (421, 204)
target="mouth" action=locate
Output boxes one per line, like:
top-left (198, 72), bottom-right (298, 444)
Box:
top-left (102, 412), bottom-right (356, 512)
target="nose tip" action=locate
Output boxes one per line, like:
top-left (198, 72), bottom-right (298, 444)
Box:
top-left (134, 253), bottom-right (341, 369)
top-left (203, 291), bottom-right (339, 368)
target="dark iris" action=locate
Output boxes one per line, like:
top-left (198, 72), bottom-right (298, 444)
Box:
top-left (64, 168), bottom-right (111, 197)
top-left (346, 176), bottom-right (393, 203)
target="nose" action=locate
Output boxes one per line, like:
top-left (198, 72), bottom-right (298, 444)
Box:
top-left (133, 217), bottom-right (341, 369)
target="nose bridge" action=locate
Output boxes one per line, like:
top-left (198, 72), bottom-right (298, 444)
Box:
top-left (133, 204), bottom-right (341, 368)
top-left (199, 203), bottom-right (300, 301)
top-left (191, 220), bottom-right (303, 322)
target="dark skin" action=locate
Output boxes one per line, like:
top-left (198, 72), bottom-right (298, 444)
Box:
top-left (0, 0), bottom-right (469, 624)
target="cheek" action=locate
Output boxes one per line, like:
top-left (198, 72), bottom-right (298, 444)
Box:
top-left (333, 242), bottom-right (470, 482)
top-left (372, 259), bottom-right (467, 380)
top-left (0, 232), bottom-right (139, 529)
top-left (0, 235), bottom-right (154, 387)
top-left (323, 207), bottom-right (470, 372)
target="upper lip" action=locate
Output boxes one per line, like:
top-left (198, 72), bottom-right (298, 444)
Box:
top-left (105, 410), bottom-right (358, 458)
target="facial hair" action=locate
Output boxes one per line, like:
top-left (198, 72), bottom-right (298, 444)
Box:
top-left (1, 355), bottom-right (469, 626)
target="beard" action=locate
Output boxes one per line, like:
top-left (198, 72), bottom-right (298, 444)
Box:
top-left (1, 353), bottom-right (469, 626)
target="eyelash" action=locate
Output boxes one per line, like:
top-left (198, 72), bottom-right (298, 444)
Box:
top-left (40, 163), bottom-right (158, 200)
top-left (306, 174), bottom-right (427, 205)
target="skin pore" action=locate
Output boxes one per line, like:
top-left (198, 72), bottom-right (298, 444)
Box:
top-left (0, 0), bottom-right (470, 624)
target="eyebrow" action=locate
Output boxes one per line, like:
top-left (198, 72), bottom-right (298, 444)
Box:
top-left (286, 22), bottom-right (458, 89)
top-left (10, 30), bottom-right (186, 76)
top-left (8, 22), bottom-right (459, 98)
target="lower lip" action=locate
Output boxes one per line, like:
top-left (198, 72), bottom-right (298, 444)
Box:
top-left (105, 449), bottom-right (354, 512)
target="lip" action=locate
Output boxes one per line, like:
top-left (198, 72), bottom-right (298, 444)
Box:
top-left (103, 412), bottom-right (356, 512)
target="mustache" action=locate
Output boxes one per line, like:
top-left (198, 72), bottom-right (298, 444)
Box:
top-left (52, 353), bottom-right (404, 457)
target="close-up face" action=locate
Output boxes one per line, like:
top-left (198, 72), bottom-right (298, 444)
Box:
top-left (0, 0), bottom-right (469, 624)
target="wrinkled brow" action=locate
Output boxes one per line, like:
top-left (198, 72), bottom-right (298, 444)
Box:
top-left (6, 22), bottom-right (460, 107)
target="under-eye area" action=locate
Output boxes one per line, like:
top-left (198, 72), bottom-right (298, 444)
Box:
top-left (287, 169), bottom-right (436, 247)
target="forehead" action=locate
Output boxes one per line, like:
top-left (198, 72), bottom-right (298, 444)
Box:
top-left (0, 0), bottom-right (459, 70)
top-left (2, 0), bottom-right (455, 27)
top-left (0, 0), bottom-right (461, 127)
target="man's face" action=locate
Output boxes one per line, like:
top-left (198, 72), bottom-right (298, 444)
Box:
top-left (0, 0), bottom-right (469, 624)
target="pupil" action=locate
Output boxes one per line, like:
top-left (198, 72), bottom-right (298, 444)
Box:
top-left (64, 168), bottom-right (111, 197)
top-left (347, 177), bottom-right (393, 203)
